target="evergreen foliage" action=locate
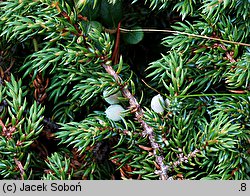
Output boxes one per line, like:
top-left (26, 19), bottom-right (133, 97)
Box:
top-left (0, 0), bottom-right (249, 180)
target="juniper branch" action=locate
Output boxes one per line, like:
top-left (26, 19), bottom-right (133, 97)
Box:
top-left (102, 62), bottom-right (169, 180)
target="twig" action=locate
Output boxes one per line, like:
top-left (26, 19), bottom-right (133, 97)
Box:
top-left (4, 58), bottom-right (15, 73)
top-left (111, 21), bottom-right (122, 65)
top-left (102, 62), bottom-right (169, 180)
top-left (14, 157), bottom-right (25, 180)
top-left (218, 43), bottom-right (236, 63)
top-left (119, 28), bottom-right (250, 47)
top-left (141, 78), bottom-right (161, 95)
top-left (0, 119), bottom-right (7, 135)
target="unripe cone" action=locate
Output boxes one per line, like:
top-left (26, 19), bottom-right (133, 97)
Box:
top-left (105, 104), bottom-right (125, 121)
top-left (103, 89), bottom-right (121, 104)
top-left (151, 94), bottom-right (165, 113)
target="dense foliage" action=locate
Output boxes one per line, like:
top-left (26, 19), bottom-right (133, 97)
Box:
top-left (0, 0), bottom-right (249, 180)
